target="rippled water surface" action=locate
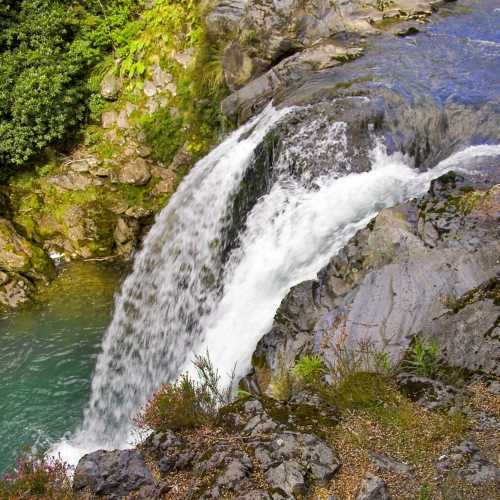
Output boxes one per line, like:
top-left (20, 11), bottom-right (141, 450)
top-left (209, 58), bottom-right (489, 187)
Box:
top-left (0, 262), bottom-right (123, 474)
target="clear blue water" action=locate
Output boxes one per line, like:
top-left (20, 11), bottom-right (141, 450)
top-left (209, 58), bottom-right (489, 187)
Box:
top-left (0, 262), bottom-right (123, 474)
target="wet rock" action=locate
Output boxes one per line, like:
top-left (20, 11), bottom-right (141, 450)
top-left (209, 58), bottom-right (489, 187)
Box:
top-left (252, 172), bottom-right (500, 385)
top-left (0, 218), bottom-right (53, 281)
top-left (74, 449), bottom-right (156, 499)
top-left (100, 72), bottom-right (121, 100)
top-left (356, 474), bottom-right (390, 500)
top-left (118, 158), bottom-right (151, 186)
top-left (114, 216), bottom-right (140, 255)
top-left (0, 272), bottom-right (34, 308)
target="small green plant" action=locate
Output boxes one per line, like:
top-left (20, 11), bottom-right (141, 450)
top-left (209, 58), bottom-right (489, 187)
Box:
top-left (267, 356), bottom-right (302, 402)
top-left (137, 352), bottom-right (233, 432)
top-left (403, 337), bottom-right (440, 378)
top-left (293, 355), bottom-right (326, 385)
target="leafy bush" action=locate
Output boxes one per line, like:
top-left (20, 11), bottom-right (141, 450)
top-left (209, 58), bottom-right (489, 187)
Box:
top-left (403, 337), bottom-right (440, 378)
top-left (0, 0), bottom-right (141, 170)
top-left (0, 454), bottom-right (72, 499)
top-left (137, 353), bottom-right (233, 432)
top-left (293, 355), bottom-right (326, 386)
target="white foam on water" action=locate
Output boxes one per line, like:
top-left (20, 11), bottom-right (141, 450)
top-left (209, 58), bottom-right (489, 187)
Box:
top-left (51, 99), bottom-right (500, 467)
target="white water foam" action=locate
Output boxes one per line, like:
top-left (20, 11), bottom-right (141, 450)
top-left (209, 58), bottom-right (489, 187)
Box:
top-left (52, 101), bottom-right (500, 466)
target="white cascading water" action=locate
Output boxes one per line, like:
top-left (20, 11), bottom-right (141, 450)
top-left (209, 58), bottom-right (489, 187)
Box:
top-left (54, 102), bottom-right (500, 465)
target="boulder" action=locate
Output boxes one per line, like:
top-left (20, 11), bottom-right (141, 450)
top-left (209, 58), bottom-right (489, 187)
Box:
top-left (73, 449), bottom-right (157, 499)
top-left (0, 218), bottom-right (53, 281)
top-left (102, 110), bottom-right (118, 128)
top-left (356, 474), bottom-right (390, 500)
top-left (0, 272), bottom-right (34, 308)
top-left (100, 72), bottom-right (121, 100)
top-left (118, 158), bottom-right (151, 186)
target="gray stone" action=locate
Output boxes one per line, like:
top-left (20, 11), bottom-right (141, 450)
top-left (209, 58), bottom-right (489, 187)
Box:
top-left (356, 474), bottom-right (390, 500)
top-left (73, 449), bottom-right (156, 499)
top-left (117, 109), bottom-right (130, 129)
top-left (143, 79), bottom-right (157, 97)
top-left (266, 460), bottom-right (306, 497)
top-left (102, 110), bottom-right (118, 128)
top-left (369, 451), bottom-right (411, 474)
top-left (252, 173), bottom-right (500, 387)
top-left (100, 72), bottom-right (121, 100)
top-left (152, 64), bottom-right (172, 88)
top-left (236, 490), bottom-right (271, 500)
top-left (397, 374), bottom-right (460, 410)
top-left (118, 158), bottom-right (151, 186)
top-left (243, 399), bottom-right (264, 414)
top-left (436, 441), bottom-right (500, 485)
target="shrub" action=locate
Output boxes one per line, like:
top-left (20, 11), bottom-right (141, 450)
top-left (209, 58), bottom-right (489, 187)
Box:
top-left (141, 108), bottom-right (184, 165)
top-left (0, 454), bottom-right (72, 499)
top-left (0, 0), bottom-right (142, 170)
top-left (402, 337), bottom-right (440, 378)
top-left (293, 355), bottom-right (326, 386)
top-left (137, 353), bottom-right (233, 432)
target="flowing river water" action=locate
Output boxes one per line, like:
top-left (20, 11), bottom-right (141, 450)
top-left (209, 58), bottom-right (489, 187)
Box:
top-left (1, 0), bottom-right (499, 474)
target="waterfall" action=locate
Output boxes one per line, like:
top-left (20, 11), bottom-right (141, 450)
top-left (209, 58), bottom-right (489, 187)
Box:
top-left (53, 102), bottom-right (500, 465)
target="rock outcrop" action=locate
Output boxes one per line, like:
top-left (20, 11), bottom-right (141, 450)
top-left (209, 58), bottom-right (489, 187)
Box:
top-left (0, 217), bottom-right (54, 308)
top-left (252, 169), bottom-right (500, 387)
top-left (208, 0), bottom-right (446, 122)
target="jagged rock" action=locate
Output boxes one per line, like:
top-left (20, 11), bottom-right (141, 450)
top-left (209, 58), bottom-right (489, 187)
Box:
top-left (356, 474), bottom-right (390, 500)
top-left (436, 441), bottom-right (500, 485)
top-left (118, 158), bottom-right (151, 186)
top-left (0, 272), bottom-right (34, 308)
top-left (100, 72), bottom-right (121, 100)
top-left (114, 216), bottom-right (140, 255)
top-left (397, 373), bottom-right (461, 410)
top-left (236, 490), bottom-right (271, 500)
top-left (252, 172), bottom-right (500, 387)
top-left (152, 64), bottom-right (172, 88)
top-left (369, 451), bottom-right (412, 474)
top-left (266, 460), bottom-right (306, 497)
top-left (74, 449), bottom-right (157, 499)
top-left (47, 172), bottom-right (98, 191)
top-left (0, 218), bottom-right (53, 281)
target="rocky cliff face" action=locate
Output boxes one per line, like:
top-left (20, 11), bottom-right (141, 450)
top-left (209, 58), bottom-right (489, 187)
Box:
top-left (252, 168), bottom-right (500, 388)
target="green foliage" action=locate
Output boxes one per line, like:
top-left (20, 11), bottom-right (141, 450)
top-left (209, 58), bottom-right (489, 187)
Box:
top-left (142, 108), bottom-right (184, 164)
top-left (0, 0), bottom-right (142, 170)
top-left (0, 454), bottom-right (72, 499)
top-left (293, 355), bottom-right (326, 386)
top-left (267, 356), bottom-right (303, 402)
top-left (321, 371), bottom-right (394, 413)
top-left (137, 352), bottom-right (233, 432)
top-left (403, 337), bottom-right (440, 378)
